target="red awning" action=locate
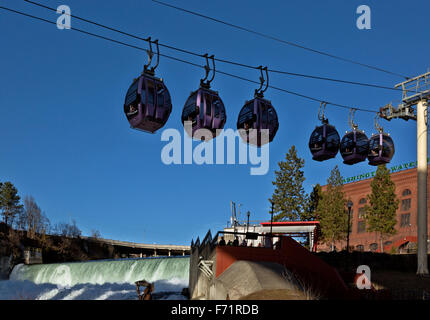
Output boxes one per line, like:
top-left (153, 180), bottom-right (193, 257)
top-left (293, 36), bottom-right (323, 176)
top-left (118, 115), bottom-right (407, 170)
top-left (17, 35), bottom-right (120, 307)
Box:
top-left (393, 236), bottom-right (417, 248)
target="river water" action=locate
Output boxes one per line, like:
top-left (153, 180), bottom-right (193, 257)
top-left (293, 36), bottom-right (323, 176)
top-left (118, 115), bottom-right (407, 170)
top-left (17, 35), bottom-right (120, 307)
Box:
top-left (0, 256), bottom-right (190, 300)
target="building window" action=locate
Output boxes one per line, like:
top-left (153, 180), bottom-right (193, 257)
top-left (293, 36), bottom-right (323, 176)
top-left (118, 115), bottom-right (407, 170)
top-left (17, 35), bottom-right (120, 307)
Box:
top-left (400, 213), bottom-right (411, 227)
top-left (357, 221), bottom-right (366, 233)
top-left (369, 243), bottom-right (378, 252)
top-left (356, 245), bottom-right (364, 252)
top-left (358, 207), bottom-right (366, 219)
top-left (359, 198), bottom-right (367, 204)
top-left (402, 189), bottom-right (412, 197)
top-left (384, 241), bottom-right (393, 247)
top-left (401, 199), bottom-right (411, 211)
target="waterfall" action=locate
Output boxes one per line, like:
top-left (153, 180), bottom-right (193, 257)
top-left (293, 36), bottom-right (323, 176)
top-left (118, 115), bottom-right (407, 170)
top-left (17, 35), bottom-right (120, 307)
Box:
top-left (10, 256), bottom-right (190, 286)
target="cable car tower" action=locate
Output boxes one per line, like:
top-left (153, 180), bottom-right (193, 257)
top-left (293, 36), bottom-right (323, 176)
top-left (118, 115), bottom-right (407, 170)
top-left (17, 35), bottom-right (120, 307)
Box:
top-left (380, 72), bottom-right (430, 276)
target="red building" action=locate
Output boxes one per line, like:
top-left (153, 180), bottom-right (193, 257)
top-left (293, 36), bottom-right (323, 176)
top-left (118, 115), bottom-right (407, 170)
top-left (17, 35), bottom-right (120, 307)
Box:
top-left (318, 166), bottom-right (430, 253)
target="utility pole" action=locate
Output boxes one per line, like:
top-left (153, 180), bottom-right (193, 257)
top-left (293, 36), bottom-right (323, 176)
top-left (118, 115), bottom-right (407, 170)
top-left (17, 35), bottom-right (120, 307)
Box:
top-left (416, 99), bottom-right (428, 275)
top-left (380, 72), bottom-right (430, 276)
top-left (231, 201), bottom-right (238, 235)
top-left (246, 211), bottom-right (250, 233)
top-left (269, 200), bottom-right (274, 238)
top-left (230, 200), bottom-right (234, 228)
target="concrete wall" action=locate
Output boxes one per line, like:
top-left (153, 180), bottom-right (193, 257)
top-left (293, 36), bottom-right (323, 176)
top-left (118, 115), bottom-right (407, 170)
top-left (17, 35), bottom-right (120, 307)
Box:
top-left (23, 249), bottom-right (43, 265)
top-left (0, 255), bottom-right (13, 280)
top-left (209, 261), bottom-right (304, 300)
top-left (189, 232), bottom-right (217, 299)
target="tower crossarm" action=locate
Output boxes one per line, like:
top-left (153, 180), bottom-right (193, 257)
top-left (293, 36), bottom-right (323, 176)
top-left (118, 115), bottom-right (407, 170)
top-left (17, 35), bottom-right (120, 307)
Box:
top-left (379, 103), bottom-right (417, 121)
top-left (395, 71), bottom-right (430, 108)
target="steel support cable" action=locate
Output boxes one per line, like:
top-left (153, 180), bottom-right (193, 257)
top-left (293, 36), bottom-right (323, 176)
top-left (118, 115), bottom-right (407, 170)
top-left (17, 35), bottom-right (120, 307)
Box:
top-left (0, 5), bottom-right (378, 113)
top-left (23, 0), bottom-right (410, 93)
top-left (150, 0), bottom-right (410, 80)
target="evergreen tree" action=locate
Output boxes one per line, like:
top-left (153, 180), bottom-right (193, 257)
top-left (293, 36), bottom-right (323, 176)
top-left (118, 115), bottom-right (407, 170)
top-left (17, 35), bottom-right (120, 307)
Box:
top-left (269, 145), bottom-right (308, 221)
top-left (0, 182), bottom-right (23, 226)
top-left (304, 184), bottom-right (322, 221)
top-left (364, 164), bottom-right (399, 252)
top-left (317, 166), bottom-right (348, 251)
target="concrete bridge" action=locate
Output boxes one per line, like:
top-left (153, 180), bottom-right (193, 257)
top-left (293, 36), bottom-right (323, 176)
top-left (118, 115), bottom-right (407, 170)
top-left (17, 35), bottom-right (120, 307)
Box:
top-left (82, 237), bottom-right (190, 258)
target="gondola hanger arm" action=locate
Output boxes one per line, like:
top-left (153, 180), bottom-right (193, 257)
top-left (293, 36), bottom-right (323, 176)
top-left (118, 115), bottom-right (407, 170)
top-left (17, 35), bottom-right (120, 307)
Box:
top-left (255, 66), bottom-right (269, 98)
top-left (318, 102), bottom-right (328, 123)
top-left (143, 37), bottom-right (160, 76)
top-left (348, 108), bottom-right (358, 129)
top-left (200, 54), bottom-right (215, 88)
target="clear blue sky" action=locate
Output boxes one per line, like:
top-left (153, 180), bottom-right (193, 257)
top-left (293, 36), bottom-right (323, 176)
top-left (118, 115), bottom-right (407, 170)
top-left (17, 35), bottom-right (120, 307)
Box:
top-left (0, 0), bottom-right (427, 245)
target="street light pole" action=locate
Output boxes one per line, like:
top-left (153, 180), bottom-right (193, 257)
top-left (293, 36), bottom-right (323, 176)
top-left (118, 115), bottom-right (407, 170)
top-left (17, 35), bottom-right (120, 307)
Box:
top-left (347, 201), bottom-right (353, 253)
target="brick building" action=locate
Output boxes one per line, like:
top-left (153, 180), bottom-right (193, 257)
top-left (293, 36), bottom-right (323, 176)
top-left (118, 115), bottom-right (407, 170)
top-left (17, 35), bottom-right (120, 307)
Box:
top-left (318, 166), bottom-right (430, 253)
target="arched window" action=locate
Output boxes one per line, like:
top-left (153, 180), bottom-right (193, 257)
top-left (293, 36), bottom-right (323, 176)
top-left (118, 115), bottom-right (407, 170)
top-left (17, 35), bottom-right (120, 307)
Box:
top-left (370, 243), bottom-right (378, 252)
top-left (356, 245), bottom-right (364, 252)
top-left (359, 198), bottom-right (367, 204)
top-left (402, 189), bottom-right (412, 197)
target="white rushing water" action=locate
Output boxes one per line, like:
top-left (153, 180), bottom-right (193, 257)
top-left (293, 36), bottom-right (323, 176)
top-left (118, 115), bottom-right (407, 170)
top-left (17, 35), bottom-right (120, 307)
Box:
top-left (0, 256), bottom-right (190, 300)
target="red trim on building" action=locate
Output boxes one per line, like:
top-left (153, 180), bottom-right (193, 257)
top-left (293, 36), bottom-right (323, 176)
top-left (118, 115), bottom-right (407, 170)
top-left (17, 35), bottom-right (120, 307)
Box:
top-left (260, 221), bottom-right (320, 226)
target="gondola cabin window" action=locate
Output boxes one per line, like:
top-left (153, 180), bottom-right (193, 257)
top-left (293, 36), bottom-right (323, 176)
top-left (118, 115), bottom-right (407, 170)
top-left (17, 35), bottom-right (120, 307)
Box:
top-left (157, 84), bottom-right (165, 106)
top-left (147, 81), bottom-right (155, 105)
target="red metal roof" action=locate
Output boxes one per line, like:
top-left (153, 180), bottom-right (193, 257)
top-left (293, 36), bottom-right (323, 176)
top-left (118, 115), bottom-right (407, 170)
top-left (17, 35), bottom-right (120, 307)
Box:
top-left (393, 236), bottom-right (417, 248)
top-left (260, 221), bottom-right (320, 226)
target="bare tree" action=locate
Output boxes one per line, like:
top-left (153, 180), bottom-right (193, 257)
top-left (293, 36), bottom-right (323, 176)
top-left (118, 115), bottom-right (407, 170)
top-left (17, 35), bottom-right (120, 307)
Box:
top-left (22, 196), bottom-right (50, 238)
top-left (90, 229), bottom-right (101, 239)
top-left (54, 219), bottom-right (81, 238)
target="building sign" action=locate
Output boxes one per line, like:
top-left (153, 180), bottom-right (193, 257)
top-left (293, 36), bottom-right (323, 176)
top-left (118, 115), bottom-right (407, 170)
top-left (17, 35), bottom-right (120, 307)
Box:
top-left (342, 159), bottom-right (430, 184)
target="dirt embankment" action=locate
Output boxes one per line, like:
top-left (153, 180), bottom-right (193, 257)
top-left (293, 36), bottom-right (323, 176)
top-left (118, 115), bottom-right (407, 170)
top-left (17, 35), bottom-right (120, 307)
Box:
top-left (0, 222), bottom-right (120, 277)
